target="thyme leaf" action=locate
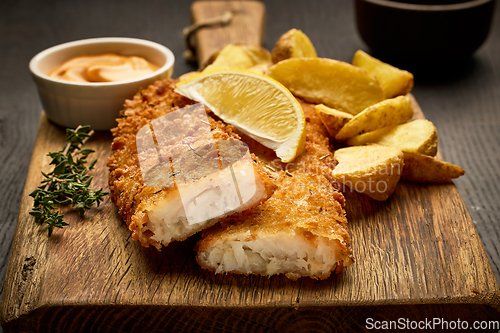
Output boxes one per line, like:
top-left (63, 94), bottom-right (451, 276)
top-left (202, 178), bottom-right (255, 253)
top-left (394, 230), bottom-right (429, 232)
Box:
top-left (29, 125), bottom-right (108, 236)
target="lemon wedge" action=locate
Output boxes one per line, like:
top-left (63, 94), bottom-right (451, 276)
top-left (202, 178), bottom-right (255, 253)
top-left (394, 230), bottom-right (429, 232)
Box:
top-left (175, 69), bottom-right (306, 163)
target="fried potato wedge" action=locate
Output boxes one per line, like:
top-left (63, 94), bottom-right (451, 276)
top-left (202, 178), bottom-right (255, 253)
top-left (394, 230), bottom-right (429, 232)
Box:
top-left (271, 28), bottom-right (317, 63)
top-left (332, 145), bottom-right (404, 201)
top-left (268, 58), bottom-right (384, 115)
top-left (315, 104), bottom-right (353, 137)
top-left (346, 119), bottom-right (438, 157)
top-left (335, 95), bottom-right (413, 141)
top-left (352, 50), bottom-right (414, 99)
top-left (203, 44), bottom-right (272, 74)
top-left (177, 71), bottom-right (200, 82)
top-left (402, 152), bottom-right (465, 183)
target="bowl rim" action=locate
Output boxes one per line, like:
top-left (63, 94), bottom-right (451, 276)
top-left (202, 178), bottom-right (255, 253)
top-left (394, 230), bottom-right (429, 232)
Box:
top-left (29, 37), bottom-right (175, 87)
top-left (357, 0), bottom-right (494, 11)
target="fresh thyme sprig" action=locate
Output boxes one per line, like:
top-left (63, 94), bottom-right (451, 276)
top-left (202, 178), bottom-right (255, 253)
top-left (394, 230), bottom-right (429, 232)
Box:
top-left (29, 125), bottom-right (108, 236)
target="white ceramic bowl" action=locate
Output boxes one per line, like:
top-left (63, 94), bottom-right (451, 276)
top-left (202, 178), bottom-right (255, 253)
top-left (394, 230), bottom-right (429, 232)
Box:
top-left (29, 37), bottom-right (175, 130)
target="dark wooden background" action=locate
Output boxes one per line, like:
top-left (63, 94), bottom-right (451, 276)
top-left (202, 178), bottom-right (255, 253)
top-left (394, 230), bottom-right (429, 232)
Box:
top-left (0, 0), bottom-right (499, 331)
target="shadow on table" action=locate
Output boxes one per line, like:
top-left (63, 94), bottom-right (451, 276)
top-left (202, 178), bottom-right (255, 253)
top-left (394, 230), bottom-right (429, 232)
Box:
top-left (372, 53), bottom-right (489, 86)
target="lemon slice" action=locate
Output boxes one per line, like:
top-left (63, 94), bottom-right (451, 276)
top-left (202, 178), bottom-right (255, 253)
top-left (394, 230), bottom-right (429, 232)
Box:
top-left (175, 69), bottom-right (306, 163)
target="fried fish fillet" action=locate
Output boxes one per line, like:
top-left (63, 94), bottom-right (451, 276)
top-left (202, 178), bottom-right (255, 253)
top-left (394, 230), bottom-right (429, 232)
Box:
top-left (196, 101), bottom-right (354, 280)
top-left (107, 80), bottom-right (276, 249)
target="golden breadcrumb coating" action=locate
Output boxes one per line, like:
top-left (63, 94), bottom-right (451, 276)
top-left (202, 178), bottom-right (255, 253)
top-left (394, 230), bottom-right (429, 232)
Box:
top-left (107, 79), bottom-right (276, 248)
top-left (196, 100), bottom-right (354, 279)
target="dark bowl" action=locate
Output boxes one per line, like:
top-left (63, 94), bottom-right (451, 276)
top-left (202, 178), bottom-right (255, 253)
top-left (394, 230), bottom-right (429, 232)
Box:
top-left (354, 0), bottom-right (496, 65)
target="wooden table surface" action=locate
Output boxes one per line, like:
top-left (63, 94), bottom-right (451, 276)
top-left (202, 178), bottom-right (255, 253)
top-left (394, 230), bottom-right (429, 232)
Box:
top-left (1, 0), bottom-right (499, 331)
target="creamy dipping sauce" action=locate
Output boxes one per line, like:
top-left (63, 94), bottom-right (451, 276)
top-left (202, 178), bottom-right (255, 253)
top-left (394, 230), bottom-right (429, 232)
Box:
top-left (49, 53), bottom-right (159, 83)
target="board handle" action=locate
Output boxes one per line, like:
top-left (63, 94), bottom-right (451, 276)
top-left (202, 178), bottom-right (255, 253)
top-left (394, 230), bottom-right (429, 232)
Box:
top-left (187, 0), bottom-right (266, 69)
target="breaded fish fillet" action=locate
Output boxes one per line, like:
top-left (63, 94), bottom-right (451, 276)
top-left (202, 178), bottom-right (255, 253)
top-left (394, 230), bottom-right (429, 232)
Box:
top-left (196, 101), bottom-right (354, 280)
top-left (107, 80), bottom-right (276, 249)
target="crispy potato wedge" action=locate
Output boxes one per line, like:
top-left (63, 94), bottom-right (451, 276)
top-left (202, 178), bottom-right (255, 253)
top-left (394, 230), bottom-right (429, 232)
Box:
top-left (203, 44), bottom-right (272, 74)
top-left (315, 104), bottom-right (353, 137)
top-left (177, 71), bottom-right (200, 82)
top-left (332, 145), bottom-right (404, 201)
top-left (271, 28), bottom-right (317, 63)
top-left (346, 119), bottom-right (438, 156)
top-left (402, 152), bottom-right (465, 183)
top-left (335, 95), bottom-right (413, 141)
top-left (352, 50), bottom-right (414, 99)
top-left (268, 58), bottom-right (384, 115)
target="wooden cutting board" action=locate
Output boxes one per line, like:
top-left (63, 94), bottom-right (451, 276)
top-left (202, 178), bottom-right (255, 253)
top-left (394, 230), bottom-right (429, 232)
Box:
top-left (1, 1), bottom-right (499, 332)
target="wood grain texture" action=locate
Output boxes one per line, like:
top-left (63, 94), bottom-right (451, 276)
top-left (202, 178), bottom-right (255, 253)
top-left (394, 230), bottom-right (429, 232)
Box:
top-left (1, 0), bottom-right (500, 332)
top-left (191, 1), bottom-right (266, 68)
top-left (1, 99), bottom-right (499, 332)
